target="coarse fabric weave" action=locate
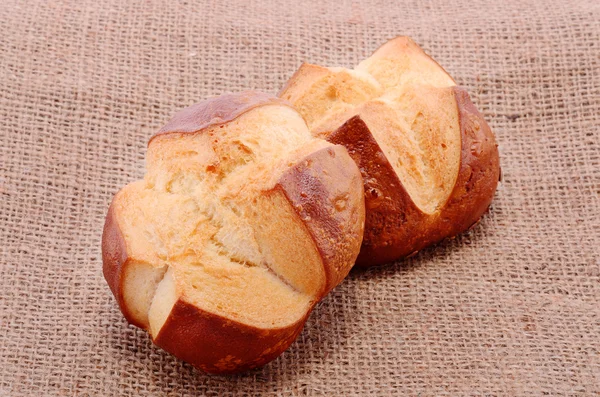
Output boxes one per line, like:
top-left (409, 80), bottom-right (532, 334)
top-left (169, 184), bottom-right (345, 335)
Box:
top-left (1, 0), bottom-right (599, 395)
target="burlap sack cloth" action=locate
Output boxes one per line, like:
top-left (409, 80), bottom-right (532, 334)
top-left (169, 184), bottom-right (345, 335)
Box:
top-left (1, 0), bottom-right (598, 395)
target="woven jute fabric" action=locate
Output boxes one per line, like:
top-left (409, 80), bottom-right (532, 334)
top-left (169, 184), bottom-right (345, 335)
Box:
top-left (1, 0), bottom-right (598, 395)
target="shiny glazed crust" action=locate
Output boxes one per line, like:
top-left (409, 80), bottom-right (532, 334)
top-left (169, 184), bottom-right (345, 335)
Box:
top-left (279, 37), bottom-right (500, 266)
top-left (330, 88), bottom-right (499, 265)
top-left (102, 91), bottom-right (365, 373)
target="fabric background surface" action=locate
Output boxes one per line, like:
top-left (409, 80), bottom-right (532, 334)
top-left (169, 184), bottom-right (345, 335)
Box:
top-left (1, 0), bottom-right (599, 395)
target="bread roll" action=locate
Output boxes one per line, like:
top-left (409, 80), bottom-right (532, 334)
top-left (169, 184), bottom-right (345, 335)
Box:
top-left (279, 37), bottom-right (500, 266)
top-left (102, 91), bottom-right (365, 373)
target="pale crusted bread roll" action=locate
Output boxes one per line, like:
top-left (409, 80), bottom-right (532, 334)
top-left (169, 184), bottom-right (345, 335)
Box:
top-left (279, 37), bottom-right (500, 266)
top-left (102, 91), bottom-right (365, 373)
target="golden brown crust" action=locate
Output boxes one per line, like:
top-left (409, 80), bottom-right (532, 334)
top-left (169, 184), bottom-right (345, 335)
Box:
top-left (103, 91), bottom-right (365, 373)
top-left (279, 37), bottom-right (500, 266)
top-left (147, 145), bottom-right (363, 373)
top-left (277, 63), bottom-right (331, 99)
top-left (149, 144), bottom-right (363, 373)
top-left (103, 196), bottom-right (311, 373)
top-left (364, 36), bottom-right (457, 85)
top-left (153, 300), bottom-right (309, 374)
top-left (328, 87), bottom-right (499, 266)
top-left (327, 116), bottom-right (417, 265)
top-left (277, 144), bottom-right (365, 293)
top-left (444, 87), bottom-right (500, 235)
top-left (149, 91), bottom-right (293, 144)
top-left (101, 203), bottom-right (143, 327)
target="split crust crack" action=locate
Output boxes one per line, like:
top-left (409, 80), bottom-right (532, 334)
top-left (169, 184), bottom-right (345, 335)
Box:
top-left (117, 103), bottom-right (334, 334)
